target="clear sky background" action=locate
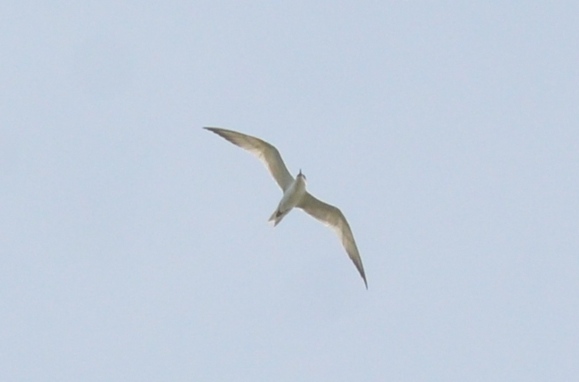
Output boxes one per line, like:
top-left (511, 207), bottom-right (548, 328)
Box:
top-left (2, 2), bottom-right (578, 381)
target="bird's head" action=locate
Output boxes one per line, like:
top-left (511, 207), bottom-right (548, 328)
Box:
top-left (298, 169), bottom-right (307, 181)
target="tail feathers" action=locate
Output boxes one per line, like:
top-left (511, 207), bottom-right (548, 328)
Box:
top-left (268, 208), bottom-right (289, 227)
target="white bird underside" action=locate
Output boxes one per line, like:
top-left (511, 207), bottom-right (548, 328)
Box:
top-left (204, 127), bottom-right (367, 288)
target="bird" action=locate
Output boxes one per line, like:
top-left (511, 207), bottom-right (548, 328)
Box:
top-left (204, 127), bottom-right (367, 288)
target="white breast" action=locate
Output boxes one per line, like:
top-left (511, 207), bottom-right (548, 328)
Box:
top-left (279, 176), bottom-right (307, 211)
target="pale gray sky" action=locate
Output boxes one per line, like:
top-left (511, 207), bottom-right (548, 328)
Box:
top-left (1, 2), bottom-right (578, 381)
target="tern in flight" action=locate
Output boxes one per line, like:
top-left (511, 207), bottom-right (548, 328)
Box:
top-left (205, 127), bottom-right (367, 288)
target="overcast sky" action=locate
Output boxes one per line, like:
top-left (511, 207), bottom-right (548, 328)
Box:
top-left (2, 2), bottom-right (578, 381)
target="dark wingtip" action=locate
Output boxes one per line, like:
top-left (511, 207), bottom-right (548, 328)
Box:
top-left (358, 267), bottom-right (368, 289)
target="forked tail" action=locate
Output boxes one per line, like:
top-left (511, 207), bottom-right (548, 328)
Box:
top-left (268, 208), bottom-right (290, 227)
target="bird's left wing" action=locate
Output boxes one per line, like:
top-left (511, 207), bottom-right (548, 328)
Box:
top-left (298, 192), bottom-right (367, 288)
top-left (204, 127), bottom-right (294, 191)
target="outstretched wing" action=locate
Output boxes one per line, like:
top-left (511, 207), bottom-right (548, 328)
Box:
top-left (204, 127), bottom-right (294, 191)
top-left (298, 192), bottom-right (367, 288)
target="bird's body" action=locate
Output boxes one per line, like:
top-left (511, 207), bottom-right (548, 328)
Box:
top-left (204, 127), bottom-right (368, 288)
top-left (269, 171), bottom-right (307, 226)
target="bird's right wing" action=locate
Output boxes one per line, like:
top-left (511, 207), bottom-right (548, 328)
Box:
top-left (298, 192), bottom-right (367, 288)
top-left (204, 127), bottom-right (294, 191)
